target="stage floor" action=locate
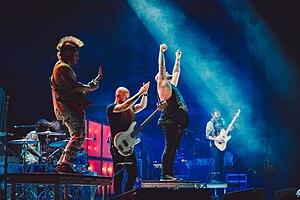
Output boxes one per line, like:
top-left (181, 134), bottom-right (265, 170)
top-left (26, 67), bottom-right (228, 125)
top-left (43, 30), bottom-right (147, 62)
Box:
top-left (142, 180), bottom-right (227, 189)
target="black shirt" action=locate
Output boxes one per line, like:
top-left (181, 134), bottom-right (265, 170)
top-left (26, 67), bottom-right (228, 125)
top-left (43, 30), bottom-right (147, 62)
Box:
top-left (106, 103), bottom-right (135, 148)
top-left (158, 84), bottom-right (189, 128)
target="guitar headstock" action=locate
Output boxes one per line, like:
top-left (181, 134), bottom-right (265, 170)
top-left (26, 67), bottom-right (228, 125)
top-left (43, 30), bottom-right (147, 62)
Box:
top-left (236, 109), bottom-right (241, 117)
top-left (157, 101), bottom-right (168, 111)
top-left (94, 66), bottom-right (103, 81)
top-left (98, 66), bottom-right (103, 78)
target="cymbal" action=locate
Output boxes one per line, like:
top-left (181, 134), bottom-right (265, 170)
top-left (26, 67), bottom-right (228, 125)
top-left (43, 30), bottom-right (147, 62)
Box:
top-left (0, 132), bottom-right (14, 137)
top-left (49, 139), bottom-right (69, 147)
top-left (8, 138), bottom-right (40, 145)
top-left (36, 130), bottom-right (67, 136)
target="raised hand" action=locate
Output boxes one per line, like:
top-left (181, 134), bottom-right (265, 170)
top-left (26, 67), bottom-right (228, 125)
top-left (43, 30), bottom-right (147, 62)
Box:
top-left (139, 81), bottom-right (150, 95)
top-left (175, 50), bottom-right (182, 60)
top-left (160, 44), bottom-right (168, 52)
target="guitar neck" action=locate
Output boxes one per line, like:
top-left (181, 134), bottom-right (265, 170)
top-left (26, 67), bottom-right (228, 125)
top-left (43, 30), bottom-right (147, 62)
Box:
top-left (226, 109), bottom-right (240, 132)
top-left (130, 108), bottom-right (160, 138)
top-left (83, 73), bottom-right (102, 96)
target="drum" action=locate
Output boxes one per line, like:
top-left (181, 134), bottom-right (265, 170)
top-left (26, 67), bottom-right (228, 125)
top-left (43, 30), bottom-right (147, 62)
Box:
top-left (73, 150), bottom-right (89, 173)
top-left (29, 164), bottom-right (54, 173)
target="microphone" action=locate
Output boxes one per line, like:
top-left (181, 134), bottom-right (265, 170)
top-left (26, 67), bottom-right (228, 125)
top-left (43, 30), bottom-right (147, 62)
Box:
top-left (14, 125), bottom-right (36, 129)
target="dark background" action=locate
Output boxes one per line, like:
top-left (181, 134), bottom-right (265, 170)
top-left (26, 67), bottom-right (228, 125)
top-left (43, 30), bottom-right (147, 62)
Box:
top-left (0, 0), bottom-right (299, 199)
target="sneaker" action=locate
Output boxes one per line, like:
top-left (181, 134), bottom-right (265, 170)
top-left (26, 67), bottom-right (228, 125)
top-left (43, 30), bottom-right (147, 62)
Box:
top-left (160, 175), bottom-right (180, 181)
top-left (54, 163), bottom-right (75, 174)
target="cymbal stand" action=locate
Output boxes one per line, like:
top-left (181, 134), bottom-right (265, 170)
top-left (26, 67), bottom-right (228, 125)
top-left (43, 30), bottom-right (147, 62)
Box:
top-left (3, 95), bottom-right (10, 199)
top-left (0, 142), bottom-right (16, 157)
top-left (21, 142), bottom-right (30, 173)
top-left (38, 133), bottom-right (55, 200)
top-left (43, 132), bottom-right (53, 173)
top-left (17, 142), bottom-right (38, 200)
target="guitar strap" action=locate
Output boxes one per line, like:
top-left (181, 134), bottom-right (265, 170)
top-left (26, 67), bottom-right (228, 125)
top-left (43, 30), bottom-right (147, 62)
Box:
top-left (211, 119), bottom-right (220, 136)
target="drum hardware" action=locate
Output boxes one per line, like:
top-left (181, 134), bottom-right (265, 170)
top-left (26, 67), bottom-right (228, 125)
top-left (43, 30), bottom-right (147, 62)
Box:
top-left (49, 139), bottom-right (70, 148)
top-left (8, 139), bottom-right (41, 172)
top-left (37, 130), bottom-right (67, 136)
top-left (0, 141), bottom-right (17, 157)
top-left (8, 138), bottom-right (40, 145)
top-left (0, 131), bottom-right (14, 137)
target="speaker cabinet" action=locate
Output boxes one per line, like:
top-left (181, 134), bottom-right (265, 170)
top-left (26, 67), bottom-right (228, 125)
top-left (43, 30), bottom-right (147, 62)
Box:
top-left (224, 188), bottom-right (265, 200)
top-left (114, 188), bottom-right (212, 200)
top-left (274, 188), bottom-right (298, 200)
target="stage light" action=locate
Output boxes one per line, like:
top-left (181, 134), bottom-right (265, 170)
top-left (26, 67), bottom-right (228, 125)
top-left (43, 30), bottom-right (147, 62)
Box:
top-left (220, 0), bottom-right (298, 103)
top-left (127, 0), bottom-right (260, 165)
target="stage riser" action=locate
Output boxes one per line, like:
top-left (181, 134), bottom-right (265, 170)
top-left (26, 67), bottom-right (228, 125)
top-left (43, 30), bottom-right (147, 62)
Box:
top-left (114, 188), bottom-right (212, 200)
top-left (223, 188), bottom-right (265, 200)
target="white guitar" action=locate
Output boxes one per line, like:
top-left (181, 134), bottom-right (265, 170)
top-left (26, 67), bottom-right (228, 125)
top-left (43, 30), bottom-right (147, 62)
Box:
top-left (214, 109), bottom-right (241, 151)
top-left (114, 101), bottom-right (167, 156)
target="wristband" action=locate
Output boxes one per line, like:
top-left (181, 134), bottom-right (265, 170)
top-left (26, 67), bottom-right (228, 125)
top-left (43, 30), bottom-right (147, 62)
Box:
top-left (143, 93), bottom-right (148, 96)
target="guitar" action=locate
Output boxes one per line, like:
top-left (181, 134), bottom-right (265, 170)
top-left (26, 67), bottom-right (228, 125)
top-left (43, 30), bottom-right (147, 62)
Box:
top-left (214, 109), bottom-right (240, 151)
top-left (114, 101), bottom-right (167, 157)
top-left (57, 66), bottom-right (103, 114)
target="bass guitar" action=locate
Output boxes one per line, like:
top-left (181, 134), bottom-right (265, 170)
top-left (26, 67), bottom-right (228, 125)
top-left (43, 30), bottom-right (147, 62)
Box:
top-left (214, 109), bottom-right (240, 151)
top-left (114, 101), bottom-right (167, 157)
top-left (57, 66), bottom-right (103, 115)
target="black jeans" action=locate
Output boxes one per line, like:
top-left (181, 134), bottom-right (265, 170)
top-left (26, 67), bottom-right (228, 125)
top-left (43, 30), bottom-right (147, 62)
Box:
top-left (210, 144), bottom-right (224, 180)
top-left (161, 123), bottom-right (183, 176)
top-left (110, 146), bottom-right (138, 196)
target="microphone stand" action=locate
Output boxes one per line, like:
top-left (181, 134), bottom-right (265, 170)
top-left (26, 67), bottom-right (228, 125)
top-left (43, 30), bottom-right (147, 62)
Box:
top-left (184, 129), bottom-right (197, 180)
top-left (3, 95), bottom-right (10, 199)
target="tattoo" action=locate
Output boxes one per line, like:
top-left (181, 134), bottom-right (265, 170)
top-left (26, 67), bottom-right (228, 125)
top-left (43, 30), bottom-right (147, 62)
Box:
top-left (173, 60), bottom-right (180, 73)
top-left (158, 51), bottom-right (166, 78)
top-left (122, 92), bottom-right (140, 111)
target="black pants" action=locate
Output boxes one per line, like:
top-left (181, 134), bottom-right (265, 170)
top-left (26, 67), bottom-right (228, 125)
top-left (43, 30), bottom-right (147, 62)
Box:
top-left (210, 144), bottom-right (224, 180)
top-left (161, 123), bottom-right (183, 176)
top-left (110, 146), bottom-right (138, 196)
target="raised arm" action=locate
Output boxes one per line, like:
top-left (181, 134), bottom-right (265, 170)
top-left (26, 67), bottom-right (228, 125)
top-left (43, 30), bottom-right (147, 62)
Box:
top-left (133, 82), bottom-right (150, 114)
top-left (170, 50), bottom-right (181, 86)
top-left (113, 82), bottom-right (150, 113)
top-left (158, 44), bottom-right (168, 81)
top-left (156, 44), bottom-right (172, 101)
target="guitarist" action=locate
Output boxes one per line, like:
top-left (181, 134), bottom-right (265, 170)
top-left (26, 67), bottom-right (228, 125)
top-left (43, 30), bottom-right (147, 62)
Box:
top-left (205, 108), bottom-right (233, 183)
top-left (106, 83), bottom-right (149, 196)
top-left (50, 36), bottom-right (100, 173)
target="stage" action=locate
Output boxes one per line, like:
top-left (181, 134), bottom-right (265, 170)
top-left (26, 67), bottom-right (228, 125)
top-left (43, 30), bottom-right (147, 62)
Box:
top-left (1, 172), bottom-right (112, 200)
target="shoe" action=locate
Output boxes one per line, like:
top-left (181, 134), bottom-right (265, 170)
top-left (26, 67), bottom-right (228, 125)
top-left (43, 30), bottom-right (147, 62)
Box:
top-left (160, 175), bottom-right (180, 181)
top-left (54, 163), bottom-right (75, 174)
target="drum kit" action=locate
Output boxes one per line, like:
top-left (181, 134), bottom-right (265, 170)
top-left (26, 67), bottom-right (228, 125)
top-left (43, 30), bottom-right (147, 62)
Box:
top-left (6, 131), bottom-right (92, 199)
top-left (7, 130), bottom-right (90, 173)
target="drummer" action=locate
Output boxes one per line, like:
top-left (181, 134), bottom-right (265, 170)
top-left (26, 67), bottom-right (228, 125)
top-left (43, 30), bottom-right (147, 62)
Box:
top-left (23, 131), bottom-right (40, 164)
top-left (22, 119), bottom-right (45, 164)
top-left (22, 119), bottom-right (69, 164)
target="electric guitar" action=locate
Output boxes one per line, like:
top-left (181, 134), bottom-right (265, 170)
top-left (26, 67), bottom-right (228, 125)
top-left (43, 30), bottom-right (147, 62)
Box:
top-left (114, 101), bottom-right (167, 157)
top-left (57, 66), bottom-right (103, 115)
top-left (214, 109), bottom-right (240, 151)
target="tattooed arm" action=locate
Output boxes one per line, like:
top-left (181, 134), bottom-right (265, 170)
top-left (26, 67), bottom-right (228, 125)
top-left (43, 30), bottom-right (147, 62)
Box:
top-left (171, 50), bottom-right (181, 86)
top-left (156, 44), bottom-right (172, 101)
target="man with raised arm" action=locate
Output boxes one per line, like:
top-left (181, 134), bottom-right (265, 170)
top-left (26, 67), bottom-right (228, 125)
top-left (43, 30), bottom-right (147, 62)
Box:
top-left (155, 44), bottom-right (189, 181)
top-left (107, 82), bottom-right (150, 196)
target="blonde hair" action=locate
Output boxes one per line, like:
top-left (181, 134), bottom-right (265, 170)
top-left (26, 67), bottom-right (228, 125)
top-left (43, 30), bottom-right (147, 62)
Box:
top-left (56, 36), bottom-right (84, 51)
